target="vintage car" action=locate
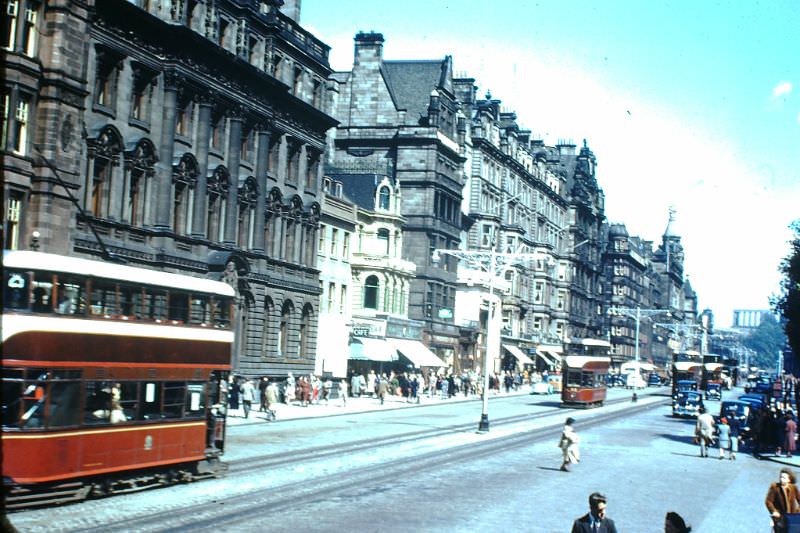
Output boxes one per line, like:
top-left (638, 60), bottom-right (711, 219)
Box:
top-left (648, 374), bottom-right (662, 387)
top-left (705, 382), bottom-right (722, 401)
top-left (719, 400), bottom-right (753, 436)
top-left (673, 391), bottom-right (704, 418)
top-left (530, 380), bottom-right (553, 395)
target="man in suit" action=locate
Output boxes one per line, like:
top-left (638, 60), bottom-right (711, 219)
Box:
top-left (571, 492), bottom-right (618, 533)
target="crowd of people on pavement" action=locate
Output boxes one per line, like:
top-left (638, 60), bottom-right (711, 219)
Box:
top-left (222, 368), bottom-right (540, 419)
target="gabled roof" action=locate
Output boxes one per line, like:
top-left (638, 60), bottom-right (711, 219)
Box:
top-left (381, 58), bottom-right (452, 123)
top-left (329, 173), bottom-right (384, 210)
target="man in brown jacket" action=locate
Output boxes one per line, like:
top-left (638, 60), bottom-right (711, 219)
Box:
top-left (765, 467), bottom-right (800, 532)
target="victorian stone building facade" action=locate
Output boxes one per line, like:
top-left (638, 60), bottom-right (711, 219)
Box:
top-left (2, 0), bottom-right (337, 377)
top-left (326, 32), bottom-right (464, 365)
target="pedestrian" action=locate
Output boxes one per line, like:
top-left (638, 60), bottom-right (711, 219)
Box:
top-left (240, 378), bottom-right (256, 419)
top-left (285, 372), bottom-right (296, 405)
top-left (571, 492), bottom-right (617, 533)
top-left (339, 379), bottom-right (348, 407)
top-left (784, 412), bottom-right (797, 458)
top-left (265, 380), bottom-right (279, 420)
top-left (695, 406), bottom-right (715, 458)
top-left (765, 467), bottom-right (800, 533)
top-left (728, 414), bottom-right (740, 460)
top-left (258, 377), bottom-right (269, 412)
top-left (228, 376), bottom-right (240, 416)
top-left (559, 417), bottom-right (581, 472)
top-left (377, 375), bottom-right (389, 405)
top-left (664, 511), bottom-right (691, 533)
top-left (717, 417), bottom-right (731, 460)
top-left (350, 372), bottom-right (362, 398)
top-left (322, 378), bottom-right (332, 404)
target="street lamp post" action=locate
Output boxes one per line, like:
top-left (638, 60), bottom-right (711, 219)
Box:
top-left (433, 247), bottom-right (550, 432)
top-left (607, 306), bottom-right (671, 396)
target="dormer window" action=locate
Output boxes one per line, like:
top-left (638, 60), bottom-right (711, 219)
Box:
top-left (378, 186), bottom-right (390, 210)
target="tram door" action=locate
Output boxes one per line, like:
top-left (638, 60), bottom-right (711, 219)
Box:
top-left (206, 370), bottom-right (229, 452)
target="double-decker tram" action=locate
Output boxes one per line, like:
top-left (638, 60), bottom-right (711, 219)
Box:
top-left (701, 354), bottom-right (723, 391)
top-left (671, 351), bottom-right (702, 395)
top-left (561, 355), bottom-right (611, 408)
top-left (2, 251), bottom-right (235, 509)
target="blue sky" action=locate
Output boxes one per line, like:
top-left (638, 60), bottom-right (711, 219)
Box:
top-left (301, 0), bottom-right (800, 327)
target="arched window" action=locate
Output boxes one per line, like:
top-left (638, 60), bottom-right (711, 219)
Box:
top-left (85, 125), bottom-right (123, 218)
top-left (173, 153), bottom-right (198, 235)
top-left (207, 166), bottom-right (230, 242)
top-left (363, 275), bottom-right (379, 309)
top-left (299, 304), bottom-right (313, 357)
top-left (378, 186), bottom-right (390, 210)
top-left (278, 300), bottom-right (293, 357)
top-left (124, 138), bottom-right (157, 226)
top-left (261, 296), bottom-right (274, 359)
top-left (237, 176), bottom-right (258, 249)
top-left (377, 228), bottom-right (390, 255)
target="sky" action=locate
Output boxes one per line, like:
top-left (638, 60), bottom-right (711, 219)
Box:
top-left (300, 0), bottom-right (800, 328)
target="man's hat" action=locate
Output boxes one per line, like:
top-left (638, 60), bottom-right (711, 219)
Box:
top-left (566, 417), bottom-right (575, 425)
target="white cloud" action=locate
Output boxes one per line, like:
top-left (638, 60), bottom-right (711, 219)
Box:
top-left (772, 81), bottom-right (793, 98)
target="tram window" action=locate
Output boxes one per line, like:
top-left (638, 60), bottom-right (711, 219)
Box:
top-left (84, 381), bottom-right (112, 424)
top-left (56, 278), bottom-right (86, 315)
top-left (566, 370), bottom-right (582, 387)
top-left (163, 382), bottom-right (186, 418)
top-left (185, 383), bottom-right (206, 418)
top-left (212, 298), bottom-right (231, 328)
top-left (168, 292), bottom-right (190, 322)
top-left (189, 295), bottom-right (209, 325)
top-left (32, 272), bottom-right (54, 313)
top-left (47, 381), bottom-right (81, 427)
top-left (90, 280), bottom-right (119, 316)
top-left (118, 382), bottom-right (139, 421)
top-left (142, 382), bottom-right (163, 420)
top-left (20, 378), bottom-right (48, 428)
top-left (581, 371), bottom-right (593, 387)
top-left (2, 377), bottom-right (23, 427)
top-left (120, 286), bottom-right (145, 319)
top-left (142, 290), bottom-right (168, 321)
top-left (4, 270), bottom-right (30, 310)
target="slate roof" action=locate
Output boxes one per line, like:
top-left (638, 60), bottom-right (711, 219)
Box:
top-left (328, 173), bottom-right (384, 210)
top-left (381, 60), bottom-right (447, 123)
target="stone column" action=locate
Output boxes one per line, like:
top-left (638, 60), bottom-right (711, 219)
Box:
top-left (154, 69), bottom-right (180, 229)
top-left (191, 95), bottom-right (213, 238)
top-left (253, 125), bottom-right (271, 253)
top-left (223, 110), bottom-right (243, 244)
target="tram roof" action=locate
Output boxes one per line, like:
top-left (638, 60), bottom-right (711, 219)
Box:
top-left (3, 251), bottom-right (235, 297)
top-left (563, 355), bottom-right (611, 370)
top-left (674, 361), bottom-right (703, 371)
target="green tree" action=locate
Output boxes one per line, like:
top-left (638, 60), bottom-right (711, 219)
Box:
top-left (774, 220), bottom-right (800, 366)
top-left (743, 313), bottom-right (786, 370)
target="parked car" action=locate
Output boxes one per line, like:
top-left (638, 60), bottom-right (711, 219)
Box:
top-left (738, 392), bottom-right (768, 410)
top-left (648, 374), bottom-right (662, 387)
top-left (705, 382), bottom-right (722, 401)
top-left (719, 400), bottom-right (753, 436)
top-left (673, 391), bottom-right (704, 418)
top-left (606, 374), bottom-right (625, 387)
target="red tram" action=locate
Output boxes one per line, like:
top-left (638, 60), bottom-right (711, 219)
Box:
top-left (2, 251), bottom-right (235, 508)
top-left (561, 355), bottom-right (611, 408)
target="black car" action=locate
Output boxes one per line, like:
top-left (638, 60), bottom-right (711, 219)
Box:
top-left (648, 374), bottom-right (662, 387)
top-left (673, 391), bottom-right (704, 418)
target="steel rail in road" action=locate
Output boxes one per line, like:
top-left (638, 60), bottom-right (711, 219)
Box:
top-left (69, 396), bottom-right (666, 533)
top-left (226, 393), bottom-right (649, 474)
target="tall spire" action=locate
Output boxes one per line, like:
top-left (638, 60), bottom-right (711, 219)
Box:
top-left (663, 205), bottom-right (678, 238)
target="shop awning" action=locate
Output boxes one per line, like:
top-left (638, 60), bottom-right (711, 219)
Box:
top-left (503, 344), bottom-right (535, 365)
top-left (387, 338), bottom-right (446, 368)
top-left (349, 338), bottom-right (397, 362)
top-left (535, 350), bottom-right (557, 366)
top-left (540, 349), bottom-right (562, 365)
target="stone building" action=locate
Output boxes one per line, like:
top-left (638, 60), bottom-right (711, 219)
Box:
top-left (2, 0), bottom-right (337, 377)
top-left (326, 32), bottom-right (465, 365)
top-left (315, 176), bottom-right (358, 378)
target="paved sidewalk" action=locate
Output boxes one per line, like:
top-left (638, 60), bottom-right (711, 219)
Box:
top-left (225, 385), bottom-right (663, 427)
top-left (226, 388), bottom-right (513, 426)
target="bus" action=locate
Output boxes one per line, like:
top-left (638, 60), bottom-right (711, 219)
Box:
top-left (2, 251), bottom-right (235, 508)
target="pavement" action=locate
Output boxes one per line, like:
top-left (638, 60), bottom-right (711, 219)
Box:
top-left (227, 384), bottom-right (800, 470)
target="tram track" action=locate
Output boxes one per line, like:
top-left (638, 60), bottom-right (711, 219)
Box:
top-left (226, 394), bottom-right (641, 475)
top-left (69, 396), bottom-right (666, 533)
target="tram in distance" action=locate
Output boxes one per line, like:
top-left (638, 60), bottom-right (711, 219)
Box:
top-left (561, 355), bottom-right (612, 408)
top-left (671, 351), bottom-right (703, 395)
top-left (2, 251), bottom-right (235, 509)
